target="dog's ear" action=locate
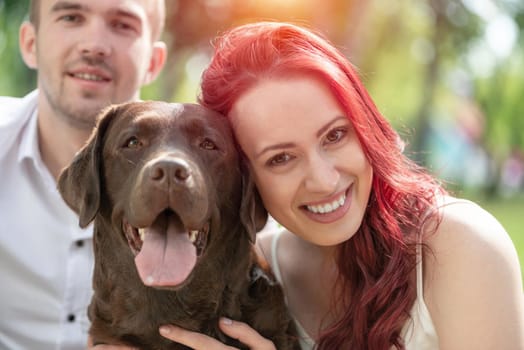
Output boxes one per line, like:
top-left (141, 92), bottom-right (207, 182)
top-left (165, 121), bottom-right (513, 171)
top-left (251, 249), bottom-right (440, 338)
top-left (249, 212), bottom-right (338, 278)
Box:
top-left (240, 164), bottom-right (268, 243)
top-left (57, 105), bottom-right (119, 228)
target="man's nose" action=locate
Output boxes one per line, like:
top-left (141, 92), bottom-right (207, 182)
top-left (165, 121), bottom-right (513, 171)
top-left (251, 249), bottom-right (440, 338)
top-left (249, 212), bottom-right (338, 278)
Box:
top-left (303, 153), bottom-right (340, 194)
top-left (78, 20), bottom-right (112, 58)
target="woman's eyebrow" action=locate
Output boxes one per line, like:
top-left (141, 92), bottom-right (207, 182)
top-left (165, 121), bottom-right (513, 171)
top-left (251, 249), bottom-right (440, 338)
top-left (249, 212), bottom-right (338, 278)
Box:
top-left (254, 116), bottom-right (347, 159)
top-left (255, 142), bottom-right (296, 159)
top-left (316, 116), bottom-right (347, 138)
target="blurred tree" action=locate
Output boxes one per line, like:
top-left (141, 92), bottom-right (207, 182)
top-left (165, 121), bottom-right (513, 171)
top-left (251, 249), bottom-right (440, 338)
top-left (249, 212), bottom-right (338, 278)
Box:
top-left (0, 0), bottom-right (34, 96)
top-left (474, 3), bottom-right (524, 195)
top-left (1, 0), bottom-right (523, 196)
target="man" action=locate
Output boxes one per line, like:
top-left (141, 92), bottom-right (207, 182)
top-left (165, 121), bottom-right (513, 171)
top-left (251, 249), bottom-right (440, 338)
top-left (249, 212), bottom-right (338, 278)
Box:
top-left (0, 0), bottom-right (167, 348)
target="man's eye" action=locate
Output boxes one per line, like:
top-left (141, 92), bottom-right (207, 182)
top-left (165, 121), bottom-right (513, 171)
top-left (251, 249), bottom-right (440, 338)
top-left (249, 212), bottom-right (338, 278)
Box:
top-left (267, 153), bottom-right (293, 167)
top-left (59, 14), bottom-right (81, 23)
top-left (200, 138), bottom-right (218, 150)
top-left (113, 21), bottom-right (134, 32)
top-left (325, 127), bottom-right (347, 144)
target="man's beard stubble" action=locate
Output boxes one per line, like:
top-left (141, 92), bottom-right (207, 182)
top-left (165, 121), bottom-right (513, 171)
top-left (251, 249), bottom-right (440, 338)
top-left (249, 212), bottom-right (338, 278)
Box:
top-left (43, 84), bottom-right (110, 131)
top-left (46, 56), bottom-right (116, 131)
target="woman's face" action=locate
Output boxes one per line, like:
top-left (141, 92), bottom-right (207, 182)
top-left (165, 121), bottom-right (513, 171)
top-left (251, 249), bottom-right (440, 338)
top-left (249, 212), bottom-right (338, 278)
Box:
top-left (229, 76), bottom-right (373, 246)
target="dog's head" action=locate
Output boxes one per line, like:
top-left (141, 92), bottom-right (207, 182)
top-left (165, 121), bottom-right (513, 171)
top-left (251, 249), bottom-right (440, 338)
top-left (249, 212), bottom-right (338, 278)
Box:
top-left (58, 101), bottom-right (267, 289)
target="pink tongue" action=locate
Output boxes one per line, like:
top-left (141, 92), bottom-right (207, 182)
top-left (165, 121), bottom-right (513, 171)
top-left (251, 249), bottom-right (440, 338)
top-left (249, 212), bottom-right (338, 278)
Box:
top-left (135, 215), bottom-right (197, 287)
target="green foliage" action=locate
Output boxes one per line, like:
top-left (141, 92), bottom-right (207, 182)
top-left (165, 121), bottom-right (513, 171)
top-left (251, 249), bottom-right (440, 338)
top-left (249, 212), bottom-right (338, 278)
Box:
top-left (1, 0), bottom-right (523, 195)
top-left (476, 48), bottom-right (524, 157)
top-left (0, 0), bottom-right (522, 286)
top-left (0, 0), bottom-right (34, 97)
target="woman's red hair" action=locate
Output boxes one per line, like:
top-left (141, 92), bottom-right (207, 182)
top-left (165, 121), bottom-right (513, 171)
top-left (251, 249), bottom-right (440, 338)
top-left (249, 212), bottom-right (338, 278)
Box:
top-left (199, 21), bottom-right (444, 350)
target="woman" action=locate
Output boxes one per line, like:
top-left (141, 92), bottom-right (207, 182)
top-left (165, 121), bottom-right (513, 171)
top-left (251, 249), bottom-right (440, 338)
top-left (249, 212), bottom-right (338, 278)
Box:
top-left (158, 22), bottom-right (524, 349)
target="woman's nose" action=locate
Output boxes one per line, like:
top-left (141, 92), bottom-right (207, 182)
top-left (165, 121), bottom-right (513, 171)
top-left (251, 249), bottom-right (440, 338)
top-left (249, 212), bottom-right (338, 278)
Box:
top-left (303, 153), bottom-right (340, 194)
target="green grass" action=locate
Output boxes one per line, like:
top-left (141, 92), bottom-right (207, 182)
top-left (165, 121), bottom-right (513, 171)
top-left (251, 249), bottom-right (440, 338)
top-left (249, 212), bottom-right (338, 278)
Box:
top-left (468, 194), bottom-right (524, 284)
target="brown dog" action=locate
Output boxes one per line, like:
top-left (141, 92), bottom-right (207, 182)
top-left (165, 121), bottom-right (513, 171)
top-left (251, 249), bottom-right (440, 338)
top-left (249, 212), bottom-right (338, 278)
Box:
top-left (58, 101), bottom-right (298, 349)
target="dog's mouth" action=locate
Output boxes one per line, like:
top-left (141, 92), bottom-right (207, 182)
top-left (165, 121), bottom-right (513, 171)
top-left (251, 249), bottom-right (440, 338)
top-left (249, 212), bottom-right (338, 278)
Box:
top-left (122, 209), bottom-right (209, 289)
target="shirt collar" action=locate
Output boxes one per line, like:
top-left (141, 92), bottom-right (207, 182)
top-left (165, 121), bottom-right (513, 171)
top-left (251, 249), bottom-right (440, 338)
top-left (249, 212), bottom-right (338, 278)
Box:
top-left (17, 107), bottom-right (40, 163)
top-left (17, 109), bottom-right (57, 191)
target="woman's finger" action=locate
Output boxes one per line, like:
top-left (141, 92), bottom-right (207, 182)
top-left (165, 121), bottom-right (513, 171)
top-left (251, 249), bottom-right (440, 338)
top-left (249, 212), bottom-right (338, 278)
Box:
top-left (218, 318), bottom-right (276, 350)
top-left (159, 324), bottom-right (238, 350)
top-left (90, 344), bottom-right (138, 350)
top-left (87, 335), bottom-right (139, 350)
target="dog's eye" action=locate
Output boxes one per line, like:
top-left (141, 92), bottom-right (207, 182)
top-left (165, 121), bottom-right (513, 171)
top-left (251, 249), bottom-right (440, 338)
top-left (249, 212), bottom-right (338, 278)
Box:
top-left (200, 138), bottom-right (218, 150)
top-left (125, 136), bottom-right (142, 149)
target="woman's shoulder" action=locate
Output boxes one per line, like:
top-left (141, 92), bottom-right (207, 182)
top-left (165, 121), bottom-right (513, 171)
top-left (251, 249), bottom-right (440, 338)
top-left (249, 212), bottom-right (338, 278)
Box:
top-left (424, 195), bottom-right (521, 287)
top-left (422, 195), bottom-right (523, 348)
top-left (426, 195), bottom-right (517, 260)
top-left (423, 195), bottom-right (521, 296)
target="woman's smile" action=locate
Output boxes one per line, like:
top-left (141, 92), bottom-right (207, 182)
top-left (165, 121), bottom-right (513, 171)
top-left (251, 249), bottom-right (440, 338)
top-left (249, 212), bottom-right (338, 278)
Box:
top-left (301, 185), bottom-right (352, 224)
top-left (230, 76), bottom-right (373, 246)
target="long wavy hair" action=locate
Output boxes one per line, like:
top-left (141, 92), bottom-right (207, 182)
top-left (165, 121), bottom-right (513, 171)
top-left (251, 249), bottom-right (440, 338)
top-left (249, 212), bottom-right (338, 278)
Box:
top-left (199, 21), bottom-right (445, 350)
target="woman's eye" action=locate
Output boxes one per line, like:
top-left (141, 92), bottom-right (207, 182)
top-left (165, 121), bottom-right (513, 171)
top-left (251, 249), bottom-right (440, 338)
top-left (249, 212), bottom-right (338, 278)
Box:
top-left (200, 138), bottom-right (218, 150)
top-left (325, 127), bottom-right (347, 144)
top-left (125, 136), bottom-right (142, 149)
top-left (267, 153), bottom-right (293, 167)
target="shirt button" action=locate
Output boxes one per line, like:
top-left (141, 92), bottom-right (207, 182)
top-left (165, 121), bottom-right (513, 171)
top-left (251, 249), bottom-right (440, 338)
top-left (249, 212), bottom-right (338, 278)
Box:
top-left (67, 314), bottom-right (76, 322)
top-left (75, 240), bottom-right (85, 248)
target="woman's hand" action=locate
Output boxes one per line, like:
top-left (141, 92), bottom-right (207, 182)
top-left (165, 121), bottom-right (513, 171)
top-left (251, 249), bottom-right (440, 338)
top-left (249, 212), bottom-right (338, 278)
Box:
top-left (89, 346), bottom-right (137, 350)
top-left (87, 336), bottom-right (138, 350)
top-left (159, 317), bottom-right (276, 350)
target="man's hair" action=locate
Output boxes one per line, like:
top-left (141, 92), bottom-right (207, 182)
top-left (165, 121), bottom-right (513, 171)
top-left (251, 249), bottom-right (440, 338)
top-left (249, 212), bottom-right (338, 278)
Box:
top-left (28, 0), bottom-right (39, 28)
top-left (149, 0), bottom-right (166, 41)
top-left (28, 0), bottom-right (165, 40)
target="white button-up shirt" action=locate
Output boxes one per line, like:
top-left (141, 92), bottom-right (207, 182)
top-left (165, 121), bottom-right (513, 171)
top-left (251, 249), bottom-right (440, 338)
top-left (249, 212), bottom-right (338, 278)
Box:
top-left (0, 91), bottom-right (94, 350)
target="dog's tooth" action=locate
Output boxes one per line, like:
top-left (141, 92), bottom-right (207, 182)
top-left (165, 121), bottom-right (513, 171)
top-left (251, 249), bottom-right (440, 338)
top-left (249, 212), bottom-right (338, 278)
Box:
top-left (138, 228), bottom-right (146, 241)
top-left (145, 275), bottom-right (154, 285)
top-left (189, 230), bottom-right (198, 243)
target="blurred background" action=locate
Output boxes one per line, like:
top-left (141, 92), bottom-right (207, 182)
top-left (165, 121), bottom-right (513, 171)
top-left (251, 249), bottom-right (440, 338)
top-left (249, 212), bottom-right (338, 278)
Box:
top-left (1, 0), bottom-right (523, 279)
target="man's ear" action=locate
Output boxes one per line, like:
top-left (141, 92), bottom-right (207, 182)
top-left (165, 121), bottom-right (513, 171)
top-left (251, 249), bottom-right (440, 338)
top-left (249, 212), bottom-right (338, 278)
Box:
top-left (19, 21), bottom-right (37, 69)
top-left (143, 41), bottom-right (167, 85)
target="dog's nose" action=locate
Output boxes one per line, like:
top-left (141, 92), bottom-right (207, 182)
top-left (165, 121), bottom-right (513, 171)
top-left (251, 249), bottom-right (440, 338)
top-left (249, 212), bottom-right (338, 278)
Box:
top-left (150, 158), bottom-right (191, 185)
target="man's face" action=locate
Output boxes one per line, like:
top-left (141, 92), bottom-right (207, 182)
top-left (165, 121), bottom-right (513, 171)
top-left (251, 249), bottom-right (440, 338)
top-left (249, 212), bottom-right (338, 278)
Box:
top-left (27, 0), bottom-right (163, 130)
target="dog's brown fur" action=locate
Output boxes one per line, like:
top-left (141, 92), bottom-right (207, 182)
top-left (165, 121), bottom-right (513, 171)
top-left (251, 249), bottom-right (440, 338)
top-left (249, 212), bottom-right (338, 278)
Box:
top-left (58, 101), bottom-right (298, 349)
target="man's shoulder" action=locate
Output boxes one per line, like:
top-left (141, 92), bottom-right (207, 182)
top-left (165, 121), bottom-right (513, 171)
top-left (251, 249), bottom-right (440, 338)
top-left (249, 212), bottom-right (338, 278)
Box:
top-left (0, 90), bottom-right (39, 159)
top-left (0, 95), bottom-right (24, 104)
top-left (0, 90), bottom-right (38, 123)
top-left (0, 95), bottom-right (25, 120)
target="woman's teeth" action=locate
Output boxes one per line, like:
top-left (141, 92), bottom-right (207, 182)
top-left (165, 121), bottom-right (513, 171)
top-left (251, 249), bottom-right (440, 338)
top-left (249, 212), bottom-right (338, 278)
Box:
top-left (306, 193), bottom-right (346, 214)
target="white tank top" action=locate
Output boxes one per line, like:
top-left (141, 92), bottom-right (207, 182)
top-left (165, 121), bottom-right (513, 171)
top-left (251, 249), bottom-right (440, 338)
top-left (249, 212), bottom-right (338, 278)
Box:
top-left (269, 228), bottom-right (439, 350)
